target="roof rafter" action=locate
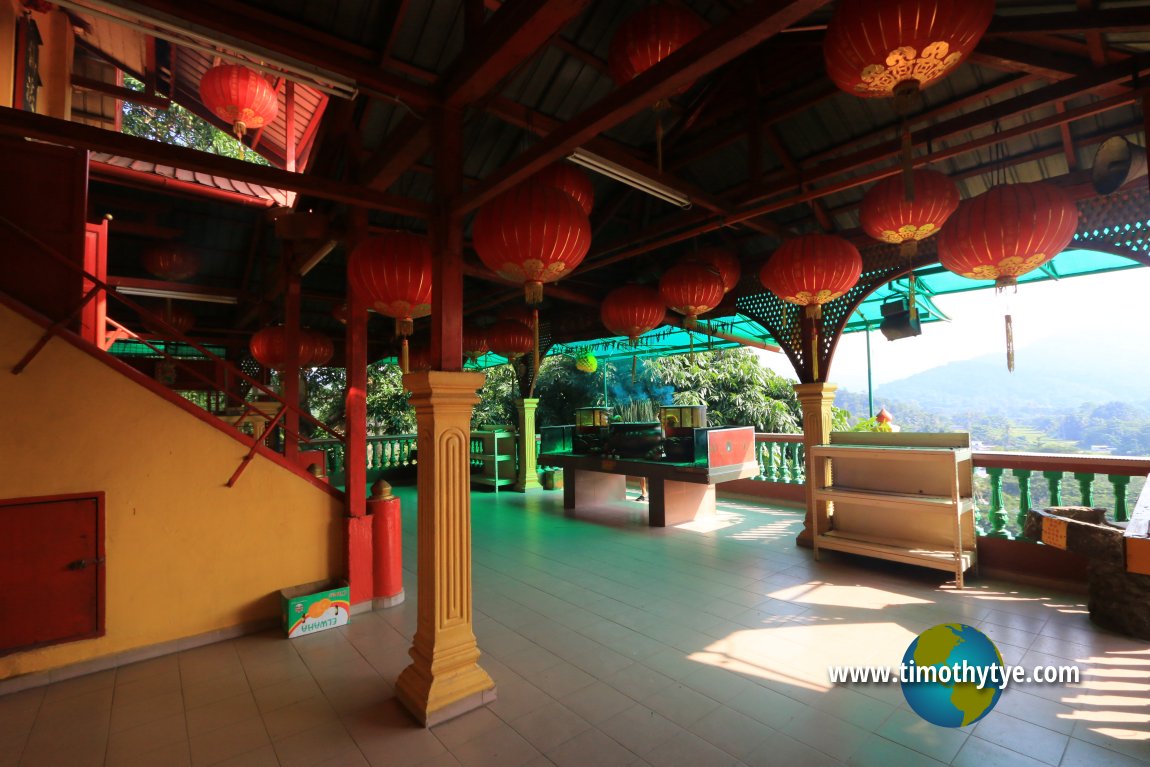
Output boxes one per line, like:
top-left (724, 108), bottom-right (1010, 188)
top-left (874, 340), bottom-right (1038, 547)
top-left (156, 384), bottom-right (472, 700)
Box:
top-left (453, 0), bottom-right (835, 216)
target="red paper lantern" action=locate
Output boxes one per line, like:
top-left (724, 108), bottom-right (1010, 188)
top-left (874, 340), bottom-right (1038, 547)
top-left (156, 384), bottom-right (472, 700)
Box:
top-left (250, 326), bottom-right (287, 370)
top-left (609, 5), bottom-right (707, 92)
top-left (684, 247), bottom-right (741, 294)
top-left (143, 304), bottom-right (195, 336)
top-left (249, 327), bottom-right (332, 369)
top-left (463, 326), bottom-right (489, 361)
top-left (659, 262), bottom-right (725, 322)
top-left (472, 184), bottom-right (591, 304)
top-left (142, 245), bottom-right (199, 281)
top-left (533, 163), bottom-right (594, 216)
top-left (860, 169), bottom-right (960, 256)
top-left (300, 330), bottom-right (334, 368)
top-left (348, 231), bottom-right (433, 336)
top-left (823, 0), bottom-right (994, 102)
top-left (601, 285), bottom-right (666, 342)
top-left (937, 182), bottom-right (1079, 287)
top-left (759, 234), bottom-right (862, 310)
top-left (486, 320), bottom-right (534, 360)
top-left (199, 64), bottom-right (279, 138)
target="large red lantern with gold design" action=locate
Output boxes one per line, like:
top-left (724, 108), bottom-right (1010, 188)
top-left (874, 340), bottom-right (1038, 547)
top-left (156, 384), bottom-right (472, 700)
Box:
top-left (759, 234), bottom-right (862, 313)
top-left (472, 184), bottom-right (590, 305)
top-left (824, 0), bottom-right (993, 109)
top-left (937, 182), bottom-right (1078, 287)
top-left (533, 163), bottom-right (594, 216)
top-left (609, 5), bottom-right (707, 91)
top-left (684, 248), bottom-right (740, 294)
top-left (486, 320), bottom-right (534, 360)
top-left (142, 245), bottom-right (199, 281)
top-left (199, 64), bottom-right (279, 138)
top-left (860, 169), bottom-right (960, 256)
top-left (659, 263), bottom-right (725, 323)
top-left (601, 285), bottom-right (666, 343)
top-left (348, 232), bottom-right (432, 337)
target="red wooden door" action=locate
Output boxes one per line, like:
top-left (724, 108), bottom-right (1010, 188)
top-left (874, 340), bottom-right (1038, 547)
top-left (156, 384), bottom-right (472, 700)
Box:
top-left (0, 494), bottom-right (105, 654)
top-left (82, 219), bottom-right (108, 348)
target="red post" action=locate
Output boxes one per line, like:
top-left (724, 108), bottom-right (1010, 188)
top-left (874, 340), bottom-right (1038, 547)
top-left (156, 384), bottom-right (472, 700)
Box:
top-left (345, 213), bottom-right (371, 605)
top-left (283, 264), bottom-right (301, 463)
top-left (430, 106), bottom-right (464, 371)
top-left (370, 481), bottom-right (404, 606)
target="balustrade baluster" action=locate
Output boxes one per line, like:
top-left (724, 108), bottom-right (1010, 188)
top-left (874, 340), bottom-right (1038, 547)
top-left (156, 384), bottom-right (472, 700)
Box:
top-left (1042, 470), bottom-right (1064, 506)
top-left (1073, 472), bottom-right (1095, 507)
top-left (986, 467), bottom-right (1008, 537)
top-left (779, 443), bottom-right (792, 483)
top-left (1109, 474), bottom-right (1131, 523)
top-left (764, 443), bottom-right (778, 481)
top-left (788, 443), bottom-right (804, 484)
top-left (1013, 469), bottom-right (1033, 539)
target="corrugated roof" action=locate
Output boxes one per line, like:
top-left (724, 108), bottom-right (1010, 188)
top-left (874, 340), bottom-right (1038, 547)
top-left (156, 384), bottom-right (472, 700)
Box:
top-left (90, 152), bottom-right (296, 207)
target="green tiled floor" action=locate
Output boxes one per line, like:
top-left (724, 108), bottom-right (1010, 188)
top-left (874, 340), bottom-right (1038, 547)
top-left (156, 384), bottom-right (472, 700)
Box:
top-left (2, 487), bottom-right (1146, 767)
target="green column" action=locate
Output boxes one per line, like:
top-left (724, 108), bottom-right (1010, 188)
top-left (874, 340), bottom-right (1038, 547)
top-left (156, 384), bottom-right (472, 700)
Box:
top-left (1043, 470), bottom-right (1063, 506)
top-left (1109, 474), bottom-right (1131, 523)
top-left (986, 467), bottom-right (1009, 537)
top-left (1073, 472), bottom-right (1095, 507)
top-left (1013, 469), bottom-right (1033, 539)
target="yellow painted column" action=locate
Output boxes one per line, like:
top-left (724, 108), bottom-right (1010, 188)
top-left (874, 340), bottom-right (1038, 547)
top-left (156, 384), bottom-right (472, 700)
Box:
top-left (35, 7), bottom-right (73, 119)
top-left (794, 382), bottom-right (837, 549)
top-left (514, 397), bottom-right (541, 492)
top-left (396, 370), bottom-right (496, 727)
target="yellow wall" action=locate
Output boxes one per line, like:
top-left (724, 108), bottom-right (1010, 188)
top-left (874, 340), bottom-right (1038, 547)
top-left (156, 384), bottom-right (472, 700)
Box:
top-left (0, 304), bottom-right (345, 679)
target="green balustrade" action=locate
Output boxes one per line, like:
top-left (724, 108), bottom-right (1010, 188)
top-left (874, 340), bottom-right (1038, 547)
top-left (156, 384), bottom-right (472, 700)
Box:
top-left (986, 467), bottom-right (1009, 537)
top-left (1073, 472), bottom-right (1095, 507)
top-left (1042, 470), bottom-right (1063, 506)
top-left (1013, 469), bottom-right (1033, 540)
top-left (1110, 474), bottom-right (1131, 522)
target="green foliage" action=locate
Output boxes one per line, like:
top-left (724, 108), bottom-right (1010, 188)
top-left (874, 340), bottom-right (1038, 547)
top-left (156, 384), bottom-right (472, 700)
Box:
top-left (644, 348), bottom-right (803, 433)
top-left (472, 365), bottom-right (518, 428)
top-left (120, 76), bottom-right (269, 165)
top-left (302, 363), bottom-right (415, 436)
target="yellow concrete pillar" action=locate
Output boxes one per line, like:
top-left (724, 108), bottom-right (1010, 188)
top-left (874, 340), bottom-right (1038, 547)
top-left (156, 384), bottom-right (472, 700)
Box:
top-left (396, 370), bottom-right (496, 727)
top-left (794, 382), bottom-right (837, 548)
top-left (514, 397), bottom-right (541, 492)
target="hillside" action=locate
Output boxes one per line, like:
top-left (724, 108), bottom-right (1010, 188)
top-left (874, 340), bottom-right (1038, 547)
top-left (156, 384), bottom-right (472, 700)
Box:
top-left (870, 333), bottom-right (1150, 415)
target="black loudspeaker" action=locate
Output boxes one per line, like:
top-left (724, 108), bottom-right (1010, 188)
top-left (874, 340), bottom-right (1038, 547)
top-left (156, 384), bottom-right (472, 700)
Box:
top-left (879, 298), bottom-right (922, 341)
top-left (1091, 136), bottom-right (1148, 196)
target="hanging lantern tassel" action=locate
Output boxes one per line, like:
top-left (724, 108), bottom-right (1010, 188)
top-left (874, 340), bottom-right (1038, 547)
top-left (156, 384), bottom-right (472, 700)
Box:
top-left (908, 273), bottom-right (918, 322)
top-left (806, 304), bottom-right (822, 381)
top-left (525, 280), bottom-right (544, 306)
top-left (400, 337), bottom-right (410, 375)
top-left (1005, 314), bottom-right (1015, 373)
top-left (532, 307), bottom-right (540, 381)
top-left (396, 317), bottom-right (413, 337)
top-left (631, 350), bottom-right (638, 385)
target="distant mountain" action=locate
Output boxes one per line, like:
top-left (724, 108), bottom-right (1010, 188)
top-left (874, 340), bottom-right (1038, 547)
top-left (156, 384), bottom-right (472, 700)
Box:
top-left (867, 333), bottom-right (1150, 415)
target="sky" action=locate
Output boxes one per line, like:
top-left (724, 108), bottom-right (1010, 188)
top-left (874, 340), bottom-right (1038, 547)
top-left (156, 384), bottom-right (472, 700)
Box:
top-left (753, 258), bottom-right (1150, 393)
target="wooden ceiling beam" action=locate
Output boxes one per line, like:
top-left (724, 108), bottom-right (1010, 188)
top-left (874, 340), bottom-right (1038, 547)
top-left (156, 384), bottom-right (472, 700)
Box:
top-left (985, 6), bottom-right (1150, 36)
top-left (0, 107), bottom-right (429, 217)
top-left (484, 96), bottom-right (792, 239)
top-left (970, 40), bottom-right (1084, 82)
top-left (453, 0), bottom-right (834, 216)
top-left (441, 0), bottom-right (590, 108)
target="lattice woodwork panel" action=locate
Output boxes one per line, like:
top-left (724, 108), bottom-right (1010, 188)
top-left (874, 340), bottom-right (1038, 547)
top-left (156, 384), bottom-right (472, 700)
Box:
top-left (1074, 186), bottom-right (1150, 263)
top-left (738, 244), bottom-right (931, 383)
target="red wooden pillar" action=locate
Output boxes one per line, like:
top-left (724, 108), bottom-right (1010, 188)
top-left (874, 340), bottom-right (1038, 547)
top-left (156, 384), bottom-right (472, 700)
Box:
top-left (345, 211), bottom-right (371, 606)
top-left (430, 106), bottom-right (464, 371)
top-left (283, 259), bottom-right (301, 463)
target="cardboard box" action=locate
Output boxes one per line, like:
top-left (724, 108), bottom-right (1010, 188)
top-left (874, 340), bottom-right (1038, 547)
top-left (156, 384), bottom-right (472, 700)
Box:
top-left (280, 578), bottom-right (350, 638)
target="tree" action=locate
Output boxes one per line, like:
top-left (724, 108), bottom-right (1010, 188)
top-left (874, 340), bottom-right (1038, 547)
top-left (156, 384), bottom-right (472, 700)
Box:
top-left (120, 76), bottom-right (269, 165)
top-left (644, 348), bottom-right (804, 432)
top-left (303, 363), bottom-right (415, 436)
